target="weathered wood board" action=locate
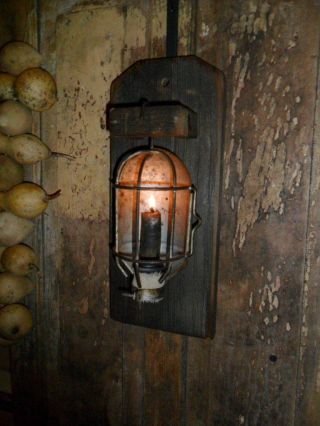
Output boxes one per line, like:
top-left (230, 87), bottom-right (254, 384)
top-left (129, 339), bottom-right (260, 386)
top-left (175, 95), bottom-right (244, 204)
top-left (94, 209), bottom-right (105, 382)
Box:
top-left (6, 0), bottom-right (320, 425)
top-left (187, 1), bottom-right (320, 425)
top-left (109, 103), bottom-right (197, 138)
top-left (109, 55), bottom-right (223, 338)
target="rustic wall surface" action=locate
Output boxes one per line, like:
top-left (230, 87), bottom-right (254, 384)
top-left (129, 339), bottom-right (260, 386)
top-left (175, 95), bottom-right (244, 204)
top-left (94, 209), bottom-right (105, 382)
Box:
top-left (2, 0), bottom-right (320, 425)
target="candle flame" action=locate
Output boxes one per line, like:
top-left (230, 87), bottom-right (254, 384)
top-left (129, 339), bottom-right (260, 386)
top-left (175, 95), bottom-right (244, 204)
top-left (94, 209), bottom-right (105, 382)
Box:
top-left (148, 194), bottom-right (156, 210)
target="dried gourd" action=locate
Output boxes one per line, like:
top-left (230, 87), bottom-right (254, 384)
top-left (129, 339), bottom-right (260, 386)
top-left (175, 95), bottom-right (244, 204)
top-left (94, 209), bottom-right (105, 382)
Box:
top-left (0, 304), bottom-right (32, 340)
top-left (0, 212), bottom-right (34, 246)
top-left (0, 41), bottom-right (42, 75)
top-left (0, 182), bottom-right (61, 219)
top-left (0, 273), bottom-right (34, 304)
top-left (0, 100), bottom-right (32, 136)
top-left (15, 68), bottom-right (57, 111)
top-left (0, 73), bottom-right (15, 100)
top-left (1, 244), bottom-right (38, 275)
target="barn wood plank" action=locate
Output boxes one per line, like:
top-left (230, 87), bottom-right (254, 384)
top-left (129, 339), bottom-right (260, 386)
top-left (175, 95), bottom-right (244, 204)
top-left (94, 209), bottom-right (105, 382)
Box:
top-left (187, 1), bottom-right (320, 425)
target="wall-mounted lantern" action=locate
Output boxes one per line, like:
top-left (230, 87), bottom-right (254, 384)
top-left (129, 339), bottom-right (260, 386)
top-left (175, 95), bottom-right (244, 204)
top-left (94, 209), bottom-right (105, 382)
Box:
top-left (111, 140), bottom-right (201, 303)
top-left (108, 56), bottom-right (224, 338)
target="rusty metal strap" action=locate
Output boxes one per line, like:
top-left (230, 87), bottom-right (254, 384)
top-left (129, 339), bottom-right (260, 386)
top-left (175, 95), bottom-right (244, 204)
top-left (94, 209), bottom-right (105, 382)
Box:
top-left (166, 0), bottom-right (179, 57)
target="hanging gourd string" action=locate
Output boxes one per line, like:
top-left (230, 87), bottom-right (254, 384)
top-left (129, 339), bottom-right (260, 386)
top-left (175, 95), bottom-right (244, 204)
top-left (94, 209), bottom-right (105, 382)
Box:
top-left (148, 136), bottom-right (154, 150)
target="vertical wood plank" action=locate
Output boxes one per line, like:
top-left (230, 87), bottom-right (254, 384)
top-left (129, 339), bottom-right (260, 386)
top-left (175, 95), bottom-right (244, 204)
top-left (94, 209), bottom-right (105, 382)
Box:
top-left (294, 8), bottom-right (320, 425)
top-left (144, 330), bottom-right (183, 426)
top-left (54, 7), bottom-right (125, 425)
top-left (38, 2), bottom-right (63, 423)
top-left (121, 3), bottom-right (148, 425)
top-left (6, 2), bottom-right (47, 425)
top-left (149, 0), bottom-right (167, 57)
top-left (142, 2), bottom-right (184, 425)
top-left (39, 3), bottom-right (130, 425)
top-left (186, 1), bottom-right (320, 425)
top-left (177, 5), bottom-right (198, 426)
top-left (122, 324), bottom-right (144, 426)
top-left (178, 2), bottom-right (214, 425)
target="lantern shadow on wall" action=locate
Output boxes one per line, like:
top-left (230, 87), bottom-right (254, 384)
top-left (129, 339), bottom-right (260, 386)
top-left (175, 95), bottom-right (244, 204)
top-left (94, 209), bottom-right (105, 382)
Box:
top-left (108, 56), bottom-right (224, 338)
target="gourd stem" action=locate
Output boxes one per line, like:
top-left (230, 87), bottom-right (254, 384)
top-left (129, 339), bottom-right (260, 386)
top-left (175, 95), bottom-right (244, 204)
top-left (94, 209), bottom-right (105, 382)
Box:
top-left (47, 189), bottom-right (61, 200)
top-left (30, 263), bottom-right (40, 272)
top-left (51, 152), bottom-right (75, 160)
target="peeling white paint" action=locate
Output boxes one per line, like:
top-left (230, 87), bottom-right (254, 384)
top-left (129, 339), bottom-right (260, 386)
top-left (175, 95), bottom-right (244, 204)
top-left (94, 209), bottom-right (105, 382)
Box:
top-left (228, 41), bottom-right (237, 64)
top-left (286, 109), bottom-right (291, 122)
top-left (288, 40), bottom-right (297, 49)
top-left (302, 325), bottom-right (308, 337)
top-left (267, 97), bottom-right (276, 118)
top-left (283, 85), bottom-right (290, 96)
top-left (226, 52), bottom-right (250, 190)
top-left (272, 295), bottom-right (279, 309)
top-left (288, 162), bottom-right (302, 194)
top-left (231, 195), bottom-right (235, 210)
top-left (253, 2), bottom-right (271, 34)
top-left (259, 272), bottom-right (281, 315)
top-left (258, 53), bottom-right (267, 67)
top-left (224, 2), bottom-right (306, 258)
top-left (272, 276), bottom-right (281, 292)
top-left (201, 22), bottom-right (210, 37)
top-left (267, 73), bottom-right (274, 86)
top-left (275, 76), bottom-right (282, 91)
top-left (274, 117), bottom-right (282, 140)
top-left (234, 122), bottom-right (289, 250)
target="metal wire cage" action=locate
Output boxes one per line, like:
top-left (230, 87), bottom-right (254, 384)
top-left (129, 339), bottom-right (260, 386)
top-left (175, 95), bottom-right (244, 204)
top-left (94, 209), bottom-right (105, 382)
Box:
top-left (111, 145), bottom-right (201, 301)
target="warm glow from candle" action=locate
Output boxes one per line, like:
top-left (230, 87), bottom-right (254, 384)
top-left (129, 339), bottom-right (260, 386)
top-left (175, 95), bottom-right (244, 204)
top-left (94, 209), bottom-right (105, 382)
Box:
top-left (148, 194), bottom-right (156, 210)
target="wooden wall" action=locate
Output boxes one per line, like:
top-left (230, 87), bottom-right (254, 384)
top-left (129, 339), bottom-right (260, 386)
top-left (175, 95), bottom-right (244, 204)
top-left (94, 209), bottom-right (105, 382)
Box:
top-left (3, 0), bottom-right (320, 425)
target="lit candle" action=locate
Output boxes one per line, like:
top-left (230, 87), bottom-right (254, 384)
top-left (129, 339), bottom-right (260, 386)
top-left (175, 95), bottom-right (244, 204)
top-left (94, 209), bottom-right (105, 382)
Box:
top-left (140, 194), bottom-right (161, 259)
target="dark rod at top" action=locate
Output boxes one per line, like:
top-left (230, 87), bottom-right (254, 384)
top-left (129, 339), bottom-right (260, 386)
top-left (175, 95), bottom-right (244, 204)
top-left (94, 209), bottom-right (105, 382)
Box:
top-left (166, 0), bottom-right (180, 57)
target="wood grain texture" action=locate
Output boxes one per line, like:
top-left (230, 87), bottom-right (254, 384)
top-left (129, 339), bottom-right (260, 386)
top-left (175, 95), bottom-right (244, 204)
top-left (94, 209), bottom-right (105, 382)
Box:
top-left (144, 329), bottom-right (183, 426)
top-left (121, 4), bottom-right (149, 426)
top-left (141, 4), bottom-right (186, 425)
top-left (294, 7), bottom-right (320, 425)
top-left (45, 6), bottom-right (125, 425)
top-left (7, 0), bottom-right (320, 425)
top-left (190, 1), bottom-right (320, 425)
top-left (109, 104), bottom-right (197, 138)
